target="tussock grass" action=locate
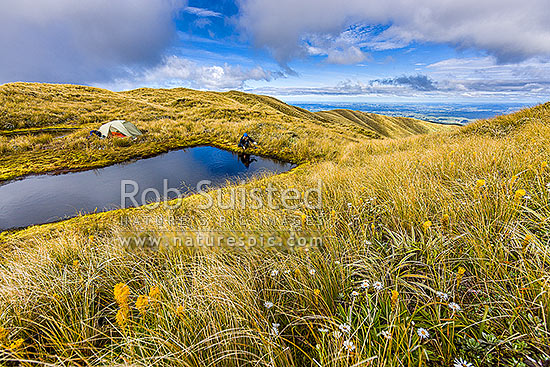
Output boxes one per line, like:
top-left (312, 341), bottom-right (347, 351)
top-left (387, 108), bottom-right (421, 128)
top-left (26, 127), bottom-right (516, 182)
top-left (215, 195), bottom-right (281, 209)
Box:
top-left (0, 83), bottom-right (549, 366)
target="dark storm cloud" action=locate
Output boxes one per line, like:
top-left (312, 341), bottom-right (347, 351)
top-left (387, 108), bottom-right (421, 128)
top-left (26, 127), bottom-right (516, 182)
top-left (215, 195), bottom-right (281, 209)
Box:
top-left (0, 0), bottom-right (185, 84)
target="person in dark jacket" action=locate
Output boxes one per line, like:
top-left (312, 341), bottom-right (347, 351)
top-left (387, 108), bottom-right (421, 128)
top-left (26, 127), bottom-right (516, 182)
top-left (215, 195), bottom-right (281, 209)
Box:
top-left (238, 133), bottom-right (256, 150)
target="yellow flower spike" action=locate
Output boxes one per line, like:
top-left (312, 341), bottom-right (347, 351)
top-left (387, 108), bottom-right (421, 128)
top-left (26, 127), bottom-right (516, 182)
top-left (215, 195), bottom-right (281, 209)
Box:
top-left (0, 327), bottom-right (8, 341)
top-left (476, 179), bottom-right (486, 188)
top-left (391, 290), bottom-right (399, 309)
top-left (135, 295), bottom-right (149, 316)
top-left (442, 214), bottom-right (450, 228)
top-left (422, 220), bottom-right (432, 232)
top-left (73, 259), bottom-right (79, 268)
top-left (514, 189), bottom-right (526, 202)
top-left (456, 267), bottom-right (466, 288)
top-left (114, 283), bottom-right (130, 306)
top-left (523, 234), bottom-right (534, 248)
top-left (294, 268), bottom-right (301, 277)
top-left (176, 305), bottom-right (185, 318)
top-left (116, 305), bottom-right (129, 329)
top-left (313, 288), bottom-right (321, 305)
top-left (301, 213), bottom-right (307, 227)
top-left (7, 338), bottom-right (24, 350)
top-left (149, 286), bottom-right (160, 300)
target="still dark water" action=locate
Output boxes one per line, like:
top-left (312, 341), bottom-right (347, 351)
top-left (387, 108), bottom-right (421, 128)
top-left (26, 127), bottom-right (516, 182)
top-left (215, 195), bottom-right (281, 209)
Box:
top-left (0, 146), bottom-right (294, 231)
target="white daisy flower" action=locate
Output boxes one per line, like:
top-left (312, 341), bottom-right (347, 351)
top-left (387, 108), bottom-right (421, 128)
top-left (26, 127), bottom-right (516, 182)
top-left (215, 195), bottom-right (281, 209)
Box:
top-left (339, 323), bottom-right (351, 333)
top-left (332, 330), bottom-right (342, 338)
top-left (334, 260), bottom-right (341, 265)
top-left (453, 358), bottom-right (473, 367)
top-left (343, 340), bottom-right (355, 352)
top-left (449, 302), bottom-right (461, 312)
top-left (360, 280), bottom-right (370, 289)
top-left (373, 281), bottom-right (383, 291)
top-left (270, 269), bottom-right (279, 277)
top-left (350, 290), bottom-right (359, 297)
top-left (523, 195), bottom-right (532, 200)
top-left (283, 270), bottom-right (291, 274)
top-left (264, 301), bottom-right (274, 309)
top-left (271, 323), bottom-right (280, 336)
top-left (365, 240), bottom-right (372, 245)
top-left (318, 328), bottom-right (329, 333)
top-left (436, 291), bottom-right (449, 301)
top-left (309, 269), bottom-right (316, 275)
top-left (417, 328), bottom-right (430, 339)
top-left (380, 330), bottom-right (392, 340)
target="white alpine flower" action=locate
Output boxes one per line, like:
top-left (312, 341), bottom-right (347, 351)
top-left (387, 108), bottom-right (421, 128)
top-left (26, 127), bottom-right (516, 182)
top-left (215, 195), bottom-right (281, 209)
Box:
top-left (380, 330), bottom-right (392, 340)
top-left (309, 269), bottom-right (316, 275)
top-left (373, 281), bottom-right (383, 291)
top-left (350, 290), bottom-right (359, 297)
top-left (343, 340), bottom-right (355, 352)
top-left (264, 301), bottom-right (274, 309)
top-left (417, 327), bottom-right (430, 339)
top-left (270, 269), bottom-right (279, 277)
top-left (453, 358), bottom-right (473, 367)
top-left (449, 302), bottom-right (461, 312)
top-left (360, 280), bottom-right (370, 289)
top-left (339, 323), bottom-right (351, 333)
top-left (436, 291), bottom-right (449, 301)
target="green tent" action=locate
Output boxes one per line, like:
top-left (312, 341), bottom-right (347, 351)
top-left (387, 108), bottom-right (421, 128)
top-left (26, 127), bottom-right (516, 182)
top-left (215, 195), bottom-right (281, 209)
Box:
top-left (99, 120), bottom-right (142, 138)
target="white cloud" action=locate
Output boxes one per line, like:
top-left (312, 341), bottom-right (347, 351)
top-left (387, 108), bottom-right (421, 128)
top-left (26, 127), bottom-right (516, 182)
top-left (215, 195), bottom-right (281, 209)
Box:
top-left (183, 6), bottom-right (222, 18)
top-left (101, 56), bottom-right (279, 90)
top-left (0, 0), bottom-right (185, 84)
top-left (237, 0), bottom-right (550, 64)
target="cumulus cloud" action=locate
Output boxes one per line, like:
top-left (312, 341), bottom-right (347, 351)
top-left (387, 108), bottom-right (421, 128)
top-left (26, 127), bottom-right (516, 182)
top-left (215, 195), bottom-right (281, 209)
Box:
top-left (101, 56), bottom-right (281, 90)
top-left (377, 75), bottom-right (437, 91)
top-left (236, 0), bottom-right (550, 64)
top-left (0, 0), bottom-right (185, 84)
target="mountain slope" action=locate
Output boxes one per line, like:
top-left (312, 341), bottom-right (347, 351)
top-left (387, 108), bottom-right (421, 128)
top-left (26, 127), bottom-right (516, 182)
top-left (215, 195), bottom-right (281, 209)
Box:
top-left (316, 108), bottom-right (454, 138)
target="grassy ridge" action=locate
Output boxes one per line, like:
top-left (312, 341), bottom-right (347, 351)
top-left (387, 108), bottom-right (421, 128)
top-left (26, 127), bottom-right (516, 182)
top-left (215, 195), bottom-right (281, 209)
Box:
top-left (0, 83), bottom-right (549, 366)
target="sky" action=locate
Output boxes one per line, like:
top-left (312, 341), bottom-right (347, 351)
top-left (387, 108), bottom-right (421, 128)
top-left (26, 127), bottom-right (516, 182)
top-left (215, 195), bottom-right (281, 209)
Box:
top-left (1, 0), bottom-right (550, 103)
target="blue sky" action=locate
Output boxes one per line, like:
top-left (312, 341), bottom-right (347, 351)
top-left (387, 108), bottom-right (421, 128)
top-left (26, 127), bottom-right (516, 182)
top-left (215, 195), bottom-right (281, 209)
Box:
top-left (1, 0), bottom-right (550, 103)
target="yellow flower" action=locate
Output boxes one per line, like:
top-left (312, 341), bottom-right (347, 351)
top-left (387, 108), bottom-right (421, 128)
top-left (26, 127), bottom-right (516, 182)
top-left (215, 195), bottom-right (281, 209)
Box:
top-left (510, 175), bottom-right (518, 185)
top-left (176, 305), bottom-right (185, 318)
top-left (476, 179), bottom-right (486, 188)
top-left (514, 189), bottom-right (526, 202)
top-left (114, 283), bottom-right (130, 306)
top-left (442, 214), bottom-right (450, 227)
top-left (542, 161), bottom-right (548, 170)
top-left (73, 259), bottom-right (79, 268)
top-left (149, 286), bottom-right (160, 300)
top-left (456, 267), bottom-right (466, 287)
top-left (0, 327), bottom-right (8, 341)
top-left (135, 295), bottom-right (149, 315)
top-left (301, 213), bottom-right (307, 226)
top-left (391, 290), bottom-right (399, 309)
top-left (7, 338), bottom-right (24, 350)
top-left (116, 306), bottom-right (129, 329)
top-left (423, 220), bottom-right (432, 232)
